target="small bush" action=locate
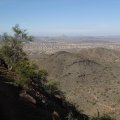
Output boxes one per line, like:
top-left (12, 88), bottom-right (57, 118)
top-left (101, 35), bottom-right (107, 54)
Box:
top-left (46, 80), bottom-right (58, 94)
top-left (11, 60), bottom-right (37, 87)
top-left (38, 69), bottom-right (48, 81)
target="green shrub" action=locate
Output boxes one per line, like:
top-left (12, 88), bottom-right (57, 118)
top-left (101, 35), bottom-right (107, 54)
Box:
top-left (14, 60), bottom-right (36, 78)
top-left (0, 24), bottom-right (32, 70)
top-left (13, 60), bottom-right (37, 87)
top-left (46, 80), bottom-right (58, 94)
top-left (38, 69), bottom-right (48, 81)
top-left (0, 25), bottom-right (34, 87)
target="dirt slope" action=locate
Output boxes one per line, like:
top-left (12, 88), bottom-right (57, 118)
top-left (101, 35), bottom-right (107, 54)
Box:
top-left (33, 48), bottom-right (120, 119)
top-left (0, 58), bottom-right (88, 120)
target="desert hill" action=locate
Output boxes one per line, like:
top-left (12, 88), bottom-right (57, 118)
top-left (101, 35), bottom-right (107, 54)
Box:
top-left (0, 58), bottom-right (88, 120)
top-left (30, 48), bottom-right (120, 119)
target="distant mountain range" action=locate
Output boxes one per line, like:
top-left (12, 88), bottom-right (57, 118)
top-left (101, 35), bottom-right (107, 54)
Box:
top-left (34, 36), bottom-right (120, 43)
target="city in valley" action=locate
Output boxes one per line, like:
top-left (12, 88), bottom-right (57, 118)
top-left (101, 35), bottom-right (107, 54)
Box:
top-left (24, 36), bottom-right (120, 54)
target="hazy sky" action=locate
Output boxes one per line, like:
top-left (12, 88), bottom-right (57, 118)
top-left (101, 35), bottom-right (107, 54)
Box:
top-left (1, 0), bottom-right (120, 36)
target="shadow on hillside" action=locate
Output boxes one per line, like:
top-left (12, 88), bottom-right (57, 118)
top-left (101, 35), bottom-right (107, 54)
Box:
top-left (0, 59), bottom-right (89, 120)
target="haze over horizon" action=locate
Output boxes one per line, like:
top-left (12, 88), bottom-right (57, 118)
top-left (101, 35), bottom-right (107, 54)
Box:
top-left (1, 0), bottom-right (120, 36)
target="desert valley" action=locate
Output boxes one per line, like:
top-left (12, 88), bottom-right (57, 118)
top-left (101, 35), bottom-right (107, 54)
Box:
top-left (25, 36), bottom-right (120, 119)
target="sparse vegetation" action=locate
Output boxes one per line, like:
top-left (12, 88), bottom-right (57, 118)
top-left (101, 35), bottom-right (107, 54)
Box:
top-left (0, 25), bottom-right (50, 89)
top-left (46, 79), bottom-right (59, 94)
top-left (0, 25), bottom-right (33, 87)
top-left (0, 24), bottom-right (32, 69)
top-left (0, 25), bottom-right (119, 120)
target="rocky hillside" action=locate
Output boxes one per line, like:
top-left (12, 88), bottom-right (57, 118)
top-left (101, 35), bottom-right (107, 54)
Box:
top-left (31, 48), bottom-right (120, 119)
top-left (0, 58), bottom-right (88, 120)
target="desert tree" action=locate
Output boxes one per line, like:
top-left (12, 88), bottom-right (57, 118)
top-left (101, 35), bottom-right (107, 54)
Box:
top-left (0, 24), bottom-right (33, 70)
top-left (0, 25), bottom-right (49, 88)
